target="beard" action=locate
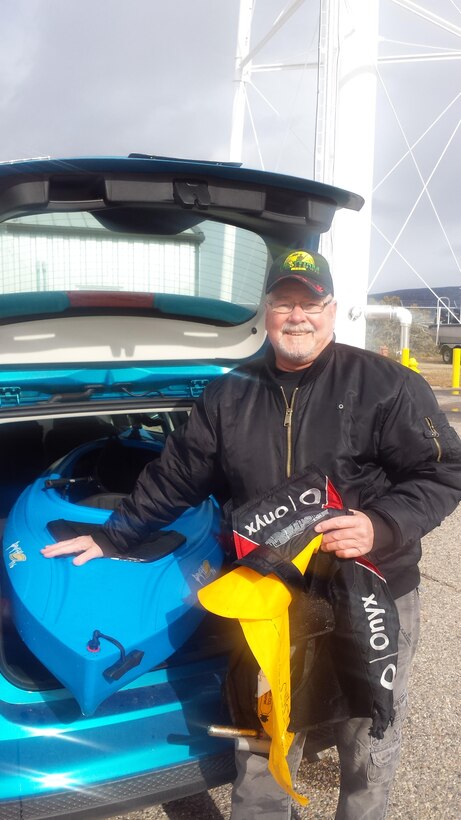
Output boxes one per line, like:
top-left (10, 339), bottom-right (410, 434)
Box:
top-left (274, 321), bottom-right (317, 365)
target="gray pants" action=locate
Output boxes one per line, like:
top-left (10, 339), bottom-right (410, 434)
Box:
top-left (230, 589), bottom-right (420, 820)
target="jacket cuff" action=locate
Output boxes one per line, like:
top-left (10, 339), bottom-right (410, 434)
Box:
top-left (92, 529), bottom-right (125, 557)
top-left (365, 510), bottom-right (398, 551)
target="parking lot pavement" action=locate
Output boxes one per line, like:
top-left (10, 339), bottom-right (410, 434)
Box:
top-left (432, 387), bottom-right (461, 419)
top-left (112, 406), bottom-right (461, 820)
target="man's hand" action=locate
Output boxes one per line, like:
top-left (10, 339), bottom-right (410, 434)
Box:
top-left (314, 510), bottom-right (374, 559)
top-left (41, 536), bottom-right (103, 566)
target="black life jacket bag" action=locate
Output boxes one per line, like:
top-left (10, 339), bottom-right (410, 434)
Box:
top-left (227, 465), bottom-right (400, 739)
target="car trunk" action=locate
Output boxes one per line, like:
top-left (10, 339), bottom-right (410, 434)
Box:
top-left (0, 399), bottom-right (237, 694)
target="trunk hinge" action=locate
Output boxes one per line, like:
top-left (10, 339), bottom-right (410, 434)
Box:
top-left (0, 387), bottom-right (21, 406)
top-left (189, 379), bottom-right (210, 398)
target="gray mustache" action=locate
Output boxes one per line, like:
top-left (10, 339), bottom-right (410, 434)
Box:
top-left (281, 323), bottom-right (314, 333)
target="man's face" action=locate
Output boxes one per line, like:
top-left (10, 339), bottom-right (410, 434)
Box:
top-left (265, 280), bottom-right (337, 371)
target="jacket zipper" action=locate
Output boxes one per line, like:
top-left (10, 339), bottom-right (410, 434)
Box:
top-left (281, 386), bottom-right (298, 477)
top-left (424, 416), bottom-right (442, 462)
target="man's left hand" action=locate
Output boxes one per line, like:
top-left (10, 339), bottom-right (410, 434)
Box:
top-left (314, 510), bottom-right (374, 558)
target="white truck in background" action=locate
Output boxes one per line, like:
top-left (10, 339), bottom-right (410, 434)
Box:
top-left (430, 298), bottom-right (461, 363)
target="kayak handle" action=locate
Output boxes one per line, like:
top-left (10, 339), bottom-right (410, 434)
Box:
top-left (87, 629), bottom-right (144, 682)
top-left (44, 476), bottom-right (93, 490)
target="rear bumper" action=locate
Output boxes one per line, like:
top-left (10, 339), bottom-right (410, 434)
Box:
top-left (0, 750), bottom-right (236, 820)
top-left (0, 652), bottom-right (234, 819)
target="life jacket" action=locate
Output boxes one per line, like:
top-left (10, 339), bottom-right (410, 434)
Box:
top-left (230, 465), bottom-right (400, 738)
top-left (199, 466), bottom-right (400, 803)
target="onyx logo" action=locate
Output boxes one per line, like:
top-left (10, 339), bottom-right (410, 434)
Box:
top-left (361, 592), bottom-right (390, 651)
top-left (244, 487), bottom-right (322, 536)
top-left (380, 663), bottom-right (397, 691)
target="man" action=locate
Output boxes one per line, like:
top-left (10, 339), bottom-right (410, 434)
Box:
top-left (42, 249), bottom-right (461, 819)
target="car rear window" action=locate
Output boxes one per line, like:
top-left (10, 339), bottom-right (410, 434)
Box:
top-left (0, 212), bottom-right (268, 324)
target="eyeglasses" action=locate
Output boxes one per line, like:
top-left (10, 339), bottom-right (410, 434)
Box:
top-left (266, 296), bottom-right (334, 315)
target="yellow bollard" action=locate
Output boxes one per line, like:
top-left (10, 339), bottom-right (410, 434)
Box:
top-left (452, 348), bottom-right (460, 395)
top-left (401, 348), bottom-right (410, 367)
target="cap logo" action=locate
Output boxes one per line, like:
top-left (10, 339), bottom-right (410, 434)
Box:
top-left (282, 251), bottom-right (320, 276)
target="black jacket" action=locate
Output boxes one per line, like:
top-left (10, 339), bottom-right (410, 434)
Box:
top-left (99, 341), bottom-right (461, 598)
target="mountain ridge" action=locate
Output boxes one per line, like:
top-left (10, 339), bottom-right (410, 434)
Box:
top-left (370, 286), bottom-right (460, 308)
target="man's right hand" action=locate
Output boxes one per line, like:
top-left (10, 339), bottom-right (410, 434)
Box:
top-left (41, 536), bottom-right (103, 566)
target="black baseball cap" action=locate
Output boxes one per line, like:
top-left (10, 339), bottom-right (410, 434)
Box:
top-left (266, 250), bottom-right (334, 297)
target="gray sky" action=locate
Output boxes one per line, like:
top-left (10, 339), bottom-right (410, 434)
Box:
top-left (1, 0), bottom-right (460, 297)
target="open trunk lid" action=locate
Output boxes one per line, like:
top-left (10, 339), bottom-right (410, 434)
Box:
top-left (0, 156), bottom-right (363, 390)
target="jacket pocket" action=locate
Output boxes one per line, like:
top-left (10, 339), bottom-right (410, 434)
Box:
top-left (422, 411), bottom-right (461, 463)
top-left (367, 692), bottom-right (408, 784)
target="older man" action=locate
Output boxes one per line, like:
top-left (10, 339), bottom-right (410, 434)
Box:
top-left (43, 250), bottom-right (461, 819)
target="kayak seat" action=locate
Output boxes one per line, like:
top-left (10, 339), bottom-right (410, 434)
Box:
top-left (77, 492), bottom-right (127, 510)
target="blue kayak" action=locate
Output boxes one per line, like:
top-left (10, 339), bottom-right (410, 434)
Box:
top-left (2, 433), bottom-right (223, 715)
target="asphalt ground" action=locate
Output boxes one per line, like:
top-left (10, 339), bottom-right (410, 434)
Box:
top-left (111, 393), bottom-right (461, 820)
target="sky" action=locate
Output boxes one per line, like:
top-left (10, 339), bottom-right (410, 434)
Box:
top-left (0, 0), bottom-right (460, 298)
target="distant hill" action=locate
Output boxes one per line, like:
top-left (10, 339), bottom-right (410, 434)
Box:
top-left (370, 286), bottom-right (460, 308)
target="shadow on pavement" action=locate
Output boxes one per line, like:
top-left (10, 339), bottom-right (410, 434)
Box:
top-left (161, 790), bottom-right (226, 819)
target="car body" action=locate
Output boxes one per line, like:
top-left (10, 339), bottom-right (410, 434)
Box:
top-left (0, 155), bottom-right (362, 819)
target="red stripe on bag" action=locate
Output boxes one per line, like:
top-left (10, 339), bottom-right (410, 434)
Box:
top-left (233, 530), bottom-right (259, 559)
